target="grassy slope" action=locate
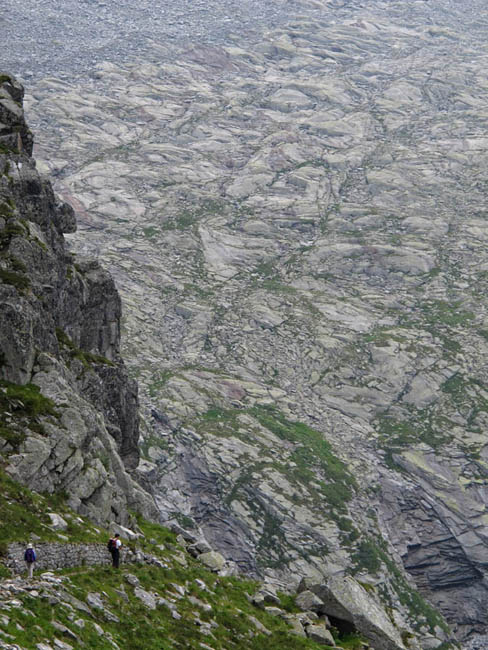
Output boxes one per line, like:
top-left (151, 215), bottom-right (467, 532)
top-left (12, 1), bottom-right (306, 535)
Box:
top-left (0, 468), bottom-right (366, 650)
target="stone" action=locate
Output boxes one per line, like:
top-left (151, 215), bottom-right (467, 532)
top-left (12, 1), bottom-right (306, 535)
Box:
top-left (283, 614), bottom-right (307, 637)
top-left (47, 514), bottom-right (68, 531)
top-left (114, 589), bottom-right (129, 603)
top-left (248, 615), bottom-right (271, 636)
top-left (312, 577), bottom-right (406, 650)
top-left (188, 596), bottom-right (212, 612)
top-left (166, 522), bottom-right (199, 543)
top-left (53, 639), bottom-right (73, 650)
top-left (295, 590), bottom-right (326, 614)
top-left (257, 587), bottom-right (281, 605)
top-left (124, 574), bottom-right (140, 588)
top-left (306, 624), bottom-right (335, 646)
top-left (187, 540), bottom-right (213, 557)
top-left (197, 552), bottom-right (225, 572)
top-left (86, 593), bottom-right (105, 610)
top-left (112, 524), bottom-right (139, 541)
top-left (7, 0), bottom-right (488, 641)
top-left (85, 593), bottom-right (119, 623)
top-left (51, 622), bottom-right (78, 642)
top-left (134, 587), bottom-right (157, 610)
top-left (92, 623), bottom-right (104, 636)
top-left (172, 551), bottom-right (188, 567)
top-left (264, 606), bottom-right (283, 617)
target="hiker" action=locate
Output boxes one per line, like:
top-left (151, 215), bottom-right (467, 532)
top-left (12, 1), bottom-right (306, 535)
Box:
top-left (108, 533), bottom-right (122, 568)
top-left (24, 543), bottom-right (36, 578)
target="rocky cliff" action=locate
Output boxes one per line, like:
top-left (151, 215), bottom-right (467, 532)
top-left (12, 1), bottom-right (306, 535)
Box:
top-left (11, 0), bottom-right (488, 646)
top-left (0, 74), bottom-right (155, 525)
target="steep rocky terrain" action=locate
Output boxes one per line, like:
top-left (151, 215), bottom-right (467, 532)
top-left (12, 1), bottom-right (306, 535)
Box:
top-left (0, 74), bottom-right (155, 525)
top-left (0, 468), bottom-right (366, 650)
top-left (8, 0), bottom-right (488, 645)
top-left (0, 76), bottom-right (400, 650)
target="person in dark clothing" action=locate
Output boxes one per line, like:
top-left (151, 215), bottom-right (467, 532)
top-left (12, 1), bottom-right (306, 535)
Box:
top-left (24, 543), bottom-right (36, 578)
top-left (108, 533), bottom-right (122, 568)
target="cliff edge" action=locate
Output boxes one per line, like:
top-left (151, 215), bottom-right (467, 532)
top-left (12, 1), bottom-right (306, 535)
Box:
top-left (0, 74), bottom-right (156, 524)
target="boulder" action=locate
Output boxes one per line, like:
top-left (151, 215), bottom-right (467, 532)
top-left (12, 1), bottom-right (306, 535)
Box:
top-left (295, 589), bottom-right (326, 614)
top-left (134, 587), bottom-right (157, 610)
top-left (112, 524), bottom-right (139, 541)
top-left (47, 513), bottom-right (68, 531)
top-left (187, 540), bottom-right (213, 557)
top-left (306, 624), bottom-right (336, 646)
top-left (311, 576), bottom-right (406, 650)
top-left (198, 551), bottom-right (226, 572)
top-left (283, 613), bottom-right (307, 637)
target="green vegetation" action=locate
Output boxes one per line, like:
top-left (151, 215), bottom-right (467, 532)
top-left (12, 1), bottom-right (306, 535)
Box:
top-left (0, 379), bottom-right (59, 448)
top-left (142, 225), bottom-right (159, 240)
top-left (0, 468), bottom-right (105, 550)
top-left (199, 404), bottom-right (357, 546)
top-left (0, 563), bottom-right (337, 650)
top-left (376, 405), bottom-right (455, 452)
top-left (0, 473), bottom-right (353, 650)
top-left (148, 369), bottom-right (174, 397)
top-left (56, 328), bottom-right (115, 368)
top-left (419, 300), bottom-right (475, 328)
top-left (350, 535), bottom-right (450, 637)
top-left (162, 198), bottom-right (228, 231)
top-left (0, 267), bottom-right (30, 291)
top-left (399, 299), bottom-right (475, 334)
top-left (249, 405), bottom-right (356, 510)
top-left (0, 220), bottom-right (27, 247)
top-left (9, 255), bottom-right (27, 273)
top-left (350, 539), bottom-right (382, 575)
top-left (363, 327), bottom-right (407, 347)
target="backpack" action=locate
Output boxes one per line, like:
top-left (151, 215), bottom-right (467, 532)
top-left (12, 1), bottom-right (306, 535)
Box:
top-left (24, 548), bottom-right (35, 563)
top-left (107, 538), bottom-right (116, 552)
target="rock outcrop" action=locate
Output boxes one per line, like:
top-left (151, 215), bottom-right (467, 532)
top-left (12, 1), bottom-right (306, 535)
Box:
top-left (0, 74), bottom-right (156, 525)
top-left (299, 577), bottom-right (408, 650)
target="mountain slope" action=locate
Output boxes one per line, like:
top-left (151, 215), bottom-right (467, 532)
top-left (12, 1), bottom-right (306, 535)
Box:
top-left (20, 0), bottom-right (488, 644)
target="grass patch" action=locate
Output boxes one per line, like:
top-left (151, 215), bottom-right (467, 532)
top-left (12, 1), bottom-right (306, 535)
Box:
top-left (201, 404), bottom-right (357, 549)
top-left (199, 404), bottom-right (357, 516)
top-left (0, 468), bottom-right (104, 548)
top-left (376, 408), bottom-right (454, 452)
top-left (0, 220), bottom-right (26, 246)
top-left (0, 471), bottom-right (420, 650)
top-left (350, 535), bottom-right (450, 637)
top-left (0, 268), bottom-right (30, 292)
top-left (0, 379), bottom-right (59, 447)
top-left (249, 405), bottom-right (356, 509)
top-left (56, 328), bottom-right (115, 368)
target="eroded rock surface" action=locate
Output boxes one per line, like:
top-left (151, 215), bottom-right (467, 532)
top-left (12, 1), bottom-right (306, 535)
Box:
top-left (20, 0), bottom-right (488, 644)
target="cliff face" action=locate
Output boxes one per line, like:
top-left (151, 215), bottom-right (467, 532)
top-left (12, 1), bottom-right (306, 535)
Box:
top-left (0, 75), bottom-right (155, 524)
